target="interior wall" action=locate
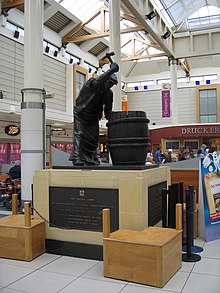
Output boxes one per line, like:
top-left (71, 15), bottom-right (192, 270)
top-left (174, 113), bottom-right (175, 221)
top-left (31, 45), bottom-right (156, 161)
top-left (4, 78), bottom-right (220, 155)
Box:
top-left (127, 86), bottom-right (197, 127)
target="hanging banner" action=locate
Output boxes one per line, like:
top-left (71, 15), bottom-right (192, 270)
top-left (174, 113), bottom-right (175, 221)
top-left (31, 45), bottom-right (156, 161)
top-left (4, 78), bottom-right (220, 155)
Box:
top-left (162, 89), bottom-right (170, 118)
top-left (200, 152), bottom-right (220, 241)
top-left (9, 143), bottom-right (21, 163)
top-left (0, 142), bottom-right (8, 164)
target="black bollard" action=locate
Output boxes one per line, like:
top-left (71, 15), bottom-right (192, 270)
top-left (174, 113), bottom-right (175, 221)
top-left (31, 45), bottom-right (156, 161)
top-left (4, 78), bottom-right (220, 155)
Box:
top-left (182, 185), bottom-right (203, 254)
top-left (182, 187), bottom-right (201, 262)
top-left (162, 188), bottom-right (168, 228)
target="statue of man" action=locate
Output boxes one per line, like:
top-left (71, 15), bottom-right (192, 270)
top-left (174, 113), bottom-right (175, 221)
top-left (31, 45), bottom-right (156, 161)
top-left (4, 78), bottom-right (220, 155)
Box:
top-left (69, 62), bottom-right (119, 166)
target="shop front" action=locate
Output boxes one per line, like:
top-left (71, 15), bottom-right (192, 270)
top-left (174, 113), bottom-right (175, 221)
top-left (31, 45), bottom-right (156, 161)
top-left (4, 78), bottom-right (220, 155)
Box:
top-left (149, 124), bottom-right (220, 159)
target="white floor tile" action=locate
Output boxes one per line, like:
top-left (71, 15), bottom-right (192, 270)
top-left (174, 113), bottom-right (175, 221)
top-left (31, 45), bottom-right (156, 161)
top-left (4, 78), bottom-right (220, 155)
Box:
top-left (3, 253), bottom-right (61, 269)
top-left (162, 271), bottom-right (189, 292)
top-left (201, 245), bottom-right (220, 259)
top-left (8, 270), bottom-right (76, 293)
top-left (179, 261), bottom-right (195, 273)
top-left (194, 237), bottom-right (205, 247)
top-left (204, 238), bottom-right (220, 247)
top-left (0, 263), bottom-right (34, 287)
top-left (192, 257), bottom-right (220, 275)
top-left (0, 288), bottom-right (27, 293)
top-left (82, 261), bottom-right (128, 284)
top-left (182, 272), bottom-right (220, 293)
top-left (120, 283), bottom-right (175, 292)
top-left (59, 277), bottom-right (126, 293)
top-left (40, 255), bottom-right (99, 276)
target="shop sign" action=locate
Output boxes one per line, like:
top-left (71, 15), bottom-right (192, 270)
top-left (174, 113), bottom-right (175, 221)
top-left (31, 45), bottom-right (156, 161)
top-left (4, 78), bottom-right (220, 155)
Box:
top-left (5, 125), bottom-right (20, 136)
top-left (181, 126), bottom-right (220, 135)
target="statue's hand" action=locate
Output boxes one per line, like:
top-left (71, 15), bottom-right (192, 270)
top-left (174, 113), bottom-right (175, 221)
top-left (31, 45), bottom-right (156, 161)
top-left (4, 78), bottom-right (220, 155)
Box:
top-left (110, 62), bottom-right (119, 72)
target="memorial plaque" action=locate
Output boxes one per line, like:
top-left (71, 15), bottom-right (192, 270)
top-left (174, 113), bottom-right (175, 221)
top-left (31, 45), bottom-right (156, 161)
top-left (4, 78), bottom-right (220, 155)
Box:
top-left (49, 187), bottom-right (119, 232)
top-left (148, 181), bottom-right (167, 226)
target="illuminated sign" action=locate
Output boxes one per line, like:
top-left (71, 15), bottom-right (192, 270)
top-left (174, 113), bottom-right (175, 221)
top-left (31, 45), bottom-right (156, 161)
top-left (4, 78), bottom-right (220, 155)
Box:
top-left (5, 125), bottom-right (20, 136)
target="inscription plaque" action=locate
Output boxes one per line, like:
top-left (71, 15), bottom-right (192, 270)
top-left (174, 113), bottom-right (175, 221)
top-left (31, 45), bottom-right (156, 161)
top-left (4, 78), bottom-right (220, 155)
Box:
top-left (49, 187), bottom-right (119, 232)
top-left (148, 181), bottom-right (167, 226)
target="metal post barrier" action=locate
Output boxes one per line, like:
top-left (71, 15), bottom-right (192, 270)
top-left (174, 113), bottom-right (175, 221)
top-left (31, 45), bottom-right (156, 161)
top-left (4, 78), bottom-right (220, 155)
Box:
top-left (182, 187), bottom-right (201, 262)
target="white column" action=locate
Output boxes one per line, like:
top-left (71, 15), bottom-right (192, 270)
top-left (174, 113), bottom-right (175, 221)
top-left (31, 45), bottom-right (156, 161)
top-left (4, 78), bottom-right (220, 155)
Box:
top-left (21, 0), bottom-right (44, 202)
top-left (109, 0), bottom-right (122, 111)
top-left (170, 58), bottom-right (178, 125)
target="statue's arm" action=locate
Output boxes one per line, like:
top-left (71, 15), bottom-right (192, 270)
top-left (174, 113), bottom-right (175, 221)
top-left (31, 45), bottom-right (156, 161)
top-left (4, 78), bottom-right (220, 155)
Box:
top-left (91, 62), bottom-right (119, 87)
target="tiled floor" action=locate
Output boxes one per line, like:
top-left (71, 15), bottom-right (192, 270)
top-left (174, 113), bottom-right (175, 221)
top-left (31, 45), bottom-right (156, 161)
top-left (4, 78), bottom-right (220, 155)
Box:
top-left (0, 237), bottom-right (220, 293)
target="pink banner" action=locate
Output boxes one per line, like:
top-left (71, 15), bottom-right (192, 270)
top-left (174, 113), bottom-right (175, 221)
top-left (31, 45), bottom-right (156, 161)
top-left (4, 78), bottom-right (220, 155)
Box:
top-left (9, 143), bottom-right (21, 163)
top-left (0, 142), bottom-right (8, 164)
top-left (162, 90), bottom-right (170, 118)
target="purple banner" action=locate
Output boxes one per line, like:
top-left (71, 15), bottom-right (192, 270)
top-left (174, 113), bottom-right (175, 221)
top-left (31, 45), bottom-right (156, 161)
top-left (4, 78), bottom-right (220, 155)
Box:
top-left (162, 90), bottom-right (170, 118)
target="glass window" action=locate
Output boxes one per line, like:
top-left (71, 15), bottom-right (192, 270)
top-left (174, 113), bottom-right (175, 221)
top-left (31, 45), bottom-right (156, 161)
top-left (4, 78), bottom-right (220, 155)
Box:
top-left (157, 79), bottom-right (171, 85)
top-left (165, 140), bottom-right (180, 150)
top-left (184, 140), bottom-right (199, 150)
top-left (126, 82), bottom-right (140, 88)
top-left (140, 80), bottom-right (154, 86)
top-left (199, 89), bottom-right (217, 123)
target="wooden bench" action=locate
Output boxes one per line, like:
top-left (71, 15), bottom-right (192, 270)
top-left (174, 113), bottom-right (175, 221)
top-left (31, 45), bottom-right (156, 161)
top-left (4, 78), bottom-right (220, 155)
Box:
top-left (103, 205), bottom-right (182, 288)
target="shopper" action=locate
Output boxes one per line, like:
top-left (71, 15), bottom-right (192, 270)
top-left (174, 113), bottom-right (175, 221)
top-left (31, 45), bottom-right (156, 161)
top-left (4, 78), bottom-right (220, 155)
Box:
top-left (9, 160), bottom-right (21, 179)
top-left (164, 151), bottom-right (172, 163)
top-left (155, 146), bottom-right (162, 164)
top-left (180, 146), bottom-right (194, 160)
top-left (197, 144), bottom-right (207, 156)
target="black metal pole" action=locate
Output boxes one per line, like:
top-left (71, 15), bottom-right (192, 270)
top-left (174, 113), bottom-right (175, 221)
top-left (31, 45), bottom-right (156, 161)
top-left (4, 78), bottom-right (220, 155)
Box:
top-left (182, 187), bottom-right (201, 262)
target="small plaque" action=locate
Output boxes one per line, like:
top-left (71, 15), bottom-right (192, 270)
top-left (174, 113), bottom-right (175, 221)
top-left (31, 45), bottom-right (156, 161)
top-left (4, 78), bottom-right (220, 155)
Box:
top-left (49, 187), bottom-right (119, 232)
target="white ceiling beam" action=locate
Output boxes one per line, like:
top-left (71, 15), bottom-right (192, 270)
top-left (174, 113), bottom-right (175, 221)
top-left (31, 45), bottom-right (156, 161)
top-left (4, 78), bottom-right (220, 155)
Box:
top-left (174, 29), bottom-right (220, 58)
top-left (120, 0), bottom-right (176, 57)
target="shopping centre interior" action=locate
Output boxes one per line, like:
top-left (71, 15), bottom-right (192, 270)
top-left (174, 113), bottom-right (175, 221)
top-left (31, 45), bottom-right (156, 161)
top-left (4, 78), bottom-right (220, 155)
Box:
top-left (1, 1), bottom-right (220, 292)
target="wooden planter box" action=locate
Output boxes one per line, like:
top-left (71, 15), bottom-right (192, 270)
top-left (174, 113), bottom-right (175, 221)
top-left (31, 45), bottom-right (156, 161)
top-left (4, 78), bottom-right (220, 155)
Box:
top-left (0, 215), bottom-right (45, 261)
top-left (103, 227), bottom-right (182, 288)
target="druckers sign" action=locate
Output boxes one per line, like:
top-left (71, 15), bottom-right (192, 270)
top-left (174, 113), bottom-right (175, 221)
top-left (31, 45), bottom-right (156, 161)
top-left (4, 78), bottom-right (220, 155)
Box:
top-left (181, 127), bottom-right (220, 135)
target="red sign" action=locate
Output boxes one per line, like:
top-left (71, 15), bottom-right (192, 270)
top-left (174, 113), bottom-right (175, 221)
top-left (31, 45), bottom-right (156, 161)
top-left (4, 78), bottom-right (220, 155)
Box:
top-left (0, 142), bottom-right (8, 164)
top-left (9, 143), bottom-right (21, 163)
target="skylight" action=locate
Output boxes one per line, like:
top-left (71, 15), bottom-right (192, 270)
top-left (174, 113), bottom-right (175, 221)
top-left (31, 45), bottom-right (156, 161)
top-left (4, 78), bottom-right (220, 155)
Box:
top-left (152, 0), bottom-right (220, 32)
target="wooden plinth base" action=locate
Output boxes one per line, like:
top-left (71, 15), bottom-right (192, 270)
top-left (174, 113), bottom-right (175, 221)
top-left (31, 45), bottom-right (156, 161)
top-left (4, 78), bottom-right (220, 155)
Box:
top-left (0, 215), bottom-right (45, 261)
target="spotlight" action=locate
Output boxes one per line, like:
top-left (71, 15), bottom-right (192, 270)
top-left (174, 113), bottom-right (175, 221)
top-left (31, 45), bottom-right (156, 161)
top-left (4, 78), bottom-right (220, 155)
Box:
top-left (144, 85), bottom-right (148, 90)
top-left (53, 50), bottom-right (58, 57)
top-left (161, 31), bottom-right (171, 39)
top-left (134, 86), bottom-right (139, 90)
top-left (69, 58), bottom-right (73, 64)
top-left (45, 46), bottom-right (50, 53)
top-left (145, 11), bottom-right (156, 20)
top-left (77, 61), bottom-right (80, 65)
top-left (89, 68), bottom-right (92, 73)
top-left (14, 30), bottom-right (19, 39)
